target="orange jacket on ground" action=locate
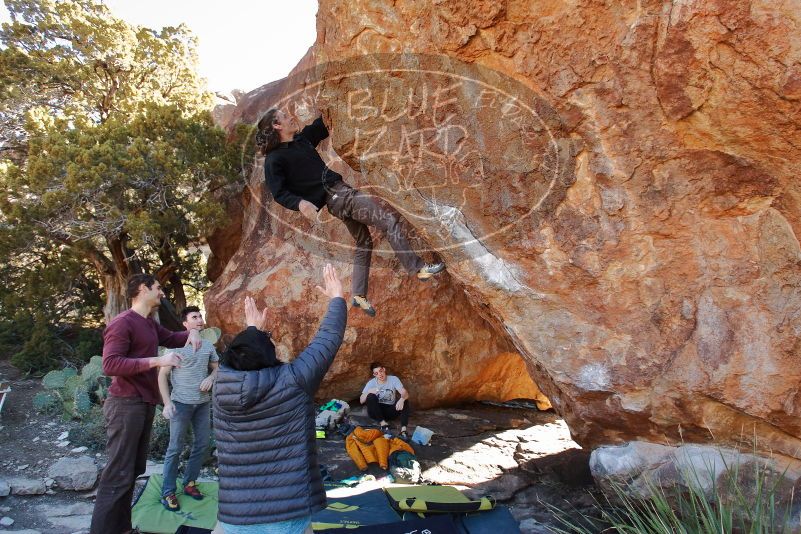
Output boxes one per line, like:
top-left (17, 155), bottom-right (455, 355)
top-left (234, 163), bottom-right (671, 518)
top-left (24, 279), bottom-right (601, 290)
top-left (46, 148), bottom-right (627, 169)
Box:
top-left (345, 426), bottom-right (415, 470)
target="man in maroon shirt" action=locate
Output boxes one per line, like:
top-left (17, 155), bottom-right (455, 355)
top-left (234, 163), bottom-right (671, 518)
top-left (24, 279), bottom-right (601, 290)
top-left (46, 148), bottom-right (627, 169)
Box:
top-left (90, 274), bottom-right (201, 534)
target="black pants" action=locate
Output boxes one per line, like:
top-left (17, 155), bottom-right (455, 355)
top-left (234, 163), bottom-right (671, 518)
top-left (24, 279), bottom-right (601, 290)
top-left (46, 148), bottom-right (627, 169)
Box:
top-left (365, 393), bottom-right (410, 426)
top-left (90, 396), bottom-right (155, 534)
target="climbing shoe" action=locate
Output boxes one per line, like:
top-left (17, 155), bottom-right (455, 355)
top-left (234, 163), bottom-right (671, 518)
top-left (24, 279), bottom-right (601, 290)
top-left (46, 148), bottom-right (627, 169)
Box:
top-left (183, 480), bottom-right (203, 500)
top-left (352, 295), bottom-right (376, 317)
top-left (161, 492), bottom-right (180, 512)
top-left (400, 429), bottom-right (409, 440)
top-left (416, 262), bottom-right (445, 281)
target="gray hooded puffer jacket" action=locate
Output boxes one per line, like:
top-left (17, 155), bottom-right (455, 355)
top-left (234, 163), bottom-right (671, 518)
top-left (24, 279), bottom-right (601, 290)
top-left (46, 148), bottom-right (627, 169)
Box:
top-left (213, 297), bottom-right (347, 525)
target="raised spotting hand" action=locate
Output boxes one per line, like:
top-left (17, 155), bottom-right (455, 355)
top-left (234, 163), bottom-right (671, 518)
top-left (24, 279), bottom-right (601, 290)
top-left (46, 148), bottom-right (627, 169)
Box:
top-left (315, 263), bottom-right (343, 300)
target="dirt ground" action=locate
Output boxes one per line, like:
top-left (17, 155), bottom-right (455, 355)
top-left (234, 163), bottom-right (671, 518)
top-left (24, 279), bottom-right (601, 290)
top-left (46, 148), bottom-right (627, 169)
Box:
top-left (0, 359), bottom-right (603, 533)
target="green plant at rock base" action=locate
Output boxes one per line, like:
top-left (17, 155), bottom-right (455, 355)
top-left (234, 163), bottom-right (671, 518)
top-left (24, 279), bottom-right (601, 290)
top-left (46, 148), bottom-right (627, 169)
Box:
top-left (34, 356), bottom-right (110, 420)
top-left (68, 406), bottom-right (107, 451)
top-left (547, 451), bottom-right (794, 534)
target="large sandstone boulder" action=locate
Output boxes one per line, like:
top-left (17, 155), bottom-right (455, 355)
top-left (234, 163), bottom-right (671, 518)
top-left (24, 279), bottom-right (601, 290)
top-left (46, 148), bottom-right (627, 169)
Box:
top-left (204, 166), bottom-right (549, 408)
top-left (206, 52), bottom-right (550, 410)
top-left (207, 0), bottom-right (801, 462)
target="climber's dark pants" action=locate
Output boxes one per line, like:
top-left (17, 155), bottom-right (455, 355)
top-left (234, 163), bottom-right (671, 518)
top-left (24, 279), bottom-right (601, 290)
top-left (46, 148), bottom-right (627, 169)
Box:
top-left (365, 393), bottom-right (411, 427)
top-left (90, 396), bottom-right (154, 534)
top-left (326, 182), bottom-right (424, 297)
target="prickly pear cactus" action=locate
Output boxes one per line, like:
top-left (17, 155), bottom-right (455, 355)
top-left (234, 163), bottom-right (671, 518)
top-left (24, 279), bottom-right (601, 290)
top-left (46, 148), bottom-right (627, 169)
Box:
top-left (42, 369), bottom-right (69, 389)
top-left (61, 400), bottom-right (74, 422)
top-left (63, 375), bottom-right (82, 397)
top-left (200, 327), bottom-right (221, 344)
top-left (74, 386), bottom-right (92, 417)
top-left (81, 356), bottom-right (103, 385)
top-left (33, 391), bottom-right (60, 412)
top-left (40, 359), bottom-right (109, 421)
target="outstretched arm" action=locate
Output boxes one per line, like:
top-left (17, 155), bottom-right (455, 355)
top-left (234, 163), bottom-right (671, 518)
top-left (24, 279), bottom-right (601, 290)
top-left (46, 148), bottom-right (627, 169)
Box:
top-left (300, 117), bottom-right (330, 147)
top-left (291, 264), bottom-right (347, 394)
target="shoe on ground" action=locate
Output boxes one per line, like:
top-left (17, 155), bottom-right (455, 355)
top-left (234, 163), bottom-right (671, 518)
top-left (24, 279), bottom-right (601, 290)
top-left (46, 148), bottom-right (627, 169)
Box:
top-left (400, 430), bottom-right (409, 440)
top-left (183, 480), bottom-right (203, 500)
top-left (161, 492), bottom-right (180, 512)
top-left (352, 295), bottom-right (376, 317)
top-left (417, 262), bottom-right (445, 281)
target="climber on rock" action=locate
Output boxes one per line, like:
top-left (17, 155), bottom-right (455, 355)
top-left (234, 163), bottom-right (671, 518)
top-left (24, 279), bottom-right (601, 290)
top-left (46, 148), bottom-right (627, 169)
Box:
top-left (256, 108), bottom-right (444, 317)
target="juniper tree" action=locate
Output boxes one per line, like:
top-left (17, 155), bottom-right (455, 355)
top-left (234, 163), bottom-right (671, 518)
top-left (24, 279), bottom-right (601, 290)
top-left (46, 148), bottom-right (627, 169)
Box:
top-left (0, 0), bottom-right (240, 369)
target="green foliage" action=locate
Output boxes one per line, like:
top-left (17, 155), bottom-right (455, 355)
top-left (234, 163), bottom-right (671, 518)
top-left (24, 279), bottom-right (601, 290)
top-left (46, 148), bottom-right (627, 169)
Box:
top-left (0, 0), bottom-right (211, 152)
top-left (74, 330), bottom-right (103, 362)
top-left (63, 374), bottom-right (82, 396)
top-left (10, 320), bottom-right (68, 374)
top-left (32, 390), bottom-right (60, 412)
top-left (74, 385), bottom-right (92, 417)
top-left (548, 453), bottom-right (794, 534)
top-left (36, 357), bottom-right (109, 420)
top-left (68, 406), bottom-right (106, 451)
top-left (0, 0), bottom-right (242, 375)
top-left (81, 355), bottom-right (103, 384)
top-left (42, 368), bottom-right (71, 389)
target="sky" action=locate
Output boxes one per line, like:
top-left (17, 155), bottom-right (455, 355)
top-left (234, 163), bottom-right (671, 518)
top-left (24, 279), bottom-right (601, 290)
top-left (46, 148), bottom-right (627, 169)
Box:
top-left (0, 0), bottom-right (319, 93)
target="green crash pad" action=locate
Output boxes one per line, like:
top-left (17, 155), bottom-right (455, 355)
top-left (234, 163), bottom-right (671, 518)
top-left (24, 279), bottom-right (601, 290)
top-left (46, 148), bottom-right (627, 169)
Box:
top-left (131, 474), bottom-right (218, 534)
top-left (384, 485), bottom-right (495, 514)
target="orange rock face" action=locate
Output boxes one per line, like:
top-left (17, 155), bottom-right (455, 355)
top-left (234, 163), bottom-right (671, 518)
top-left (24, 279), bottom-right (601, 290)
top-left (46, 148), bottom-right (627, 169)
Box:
top-left (208, 0), bottom-right (801, 458)
top-left (204, 167), bottom-right (549, 409)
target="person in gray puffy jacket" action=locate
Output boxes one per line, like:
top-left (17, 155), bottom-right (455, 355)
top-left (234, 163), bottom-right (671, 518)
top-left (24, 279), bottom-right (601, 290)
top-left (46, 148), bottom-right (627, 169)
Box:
top-left (213, 264), bottom-right (346, 534)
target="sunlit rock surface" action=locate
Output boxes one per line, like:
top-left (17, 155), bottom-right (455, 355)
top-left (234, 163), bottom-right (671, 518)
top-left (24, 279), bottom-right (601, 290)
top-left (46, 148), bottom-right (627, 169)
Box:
top-left (208, 0), bottom-right (801, 459)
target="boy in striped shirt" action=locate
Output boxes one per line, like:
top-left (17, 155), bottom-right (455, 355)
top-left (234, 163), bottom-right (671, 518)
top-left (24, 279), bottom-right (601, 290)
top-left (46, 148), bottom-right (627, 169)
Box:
top-left (157, 305), bottom-right (219, 511)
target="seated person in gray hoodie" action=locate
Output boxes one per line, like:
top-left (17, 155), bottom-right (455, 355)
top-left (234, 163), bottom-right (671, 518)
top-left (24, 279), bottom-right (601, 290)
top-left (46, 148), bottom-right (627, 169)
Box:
top-left (213, 264), bottom-right (346, 534)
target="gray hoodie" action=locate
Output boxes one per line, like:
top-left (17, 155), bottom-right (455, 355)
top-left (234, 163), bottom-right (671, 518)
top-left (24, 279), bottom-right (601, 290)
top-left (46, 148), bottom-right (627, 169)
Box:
top-left (213, 297), bottom-right (347, 525)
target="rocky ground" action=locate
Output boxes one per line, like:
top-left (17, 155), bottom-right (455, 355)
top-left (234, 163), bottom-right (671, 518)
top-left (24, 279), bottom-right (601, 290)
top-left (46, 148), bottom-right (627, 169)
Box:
top-left (0, 360), bottom-right (602, 533)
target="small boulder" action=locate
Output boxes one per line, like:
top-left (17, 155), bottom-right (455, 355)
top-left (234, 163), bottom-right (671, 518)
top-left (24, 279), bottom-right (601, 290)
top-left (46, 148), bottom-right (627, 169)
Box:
top-left (48, 456), bottom-right (98, 491)
top-left (0, 478), bottom-right (9, 497)
top-left (0, 516), bottom-right (13, 526)
top-left (8, 477), bottom-right (46, 495)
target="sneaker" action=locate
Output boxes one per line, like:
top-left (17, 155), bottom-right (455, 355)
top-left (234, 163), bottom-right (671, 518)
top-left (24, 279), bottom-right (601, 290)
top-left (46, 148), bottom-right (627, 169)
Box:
top-left (352, 295), bottom-right (376, 317)
top-left (161, 492), bottom-right (180, 512)
top-left (416, 262), bottom-right (445, 281)
top-left (400, 430), bottom-right (409, 440)
top-left (183, 480), bottom-right (203, 500)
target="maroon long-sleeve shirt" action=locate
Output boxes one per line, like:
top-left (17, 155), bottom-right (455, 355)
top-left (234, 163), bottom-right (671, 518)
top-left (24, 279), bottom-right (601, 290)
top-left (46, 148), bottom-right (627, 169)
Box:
top-left (102, 309), bottom-right (189, 404)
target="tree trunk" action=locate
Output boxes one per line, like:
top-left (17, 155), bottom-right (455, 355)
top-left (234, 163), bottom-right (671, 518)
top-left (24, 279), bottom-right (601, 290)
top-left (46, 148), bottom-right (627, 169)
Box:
top-left (102, 272), bottom-right (129, 323)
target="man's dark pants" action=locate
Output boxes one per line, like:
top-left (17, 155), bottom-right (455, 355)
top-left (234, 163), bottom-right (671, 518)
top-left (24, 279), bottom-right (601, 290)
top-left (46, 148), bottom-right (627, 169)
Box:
top-left (365, 393), bottom-right (411, 426)
top-left (326, 182), bottom-right (424, 297)
top-left (90, 396), bottom-right (155, 534)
